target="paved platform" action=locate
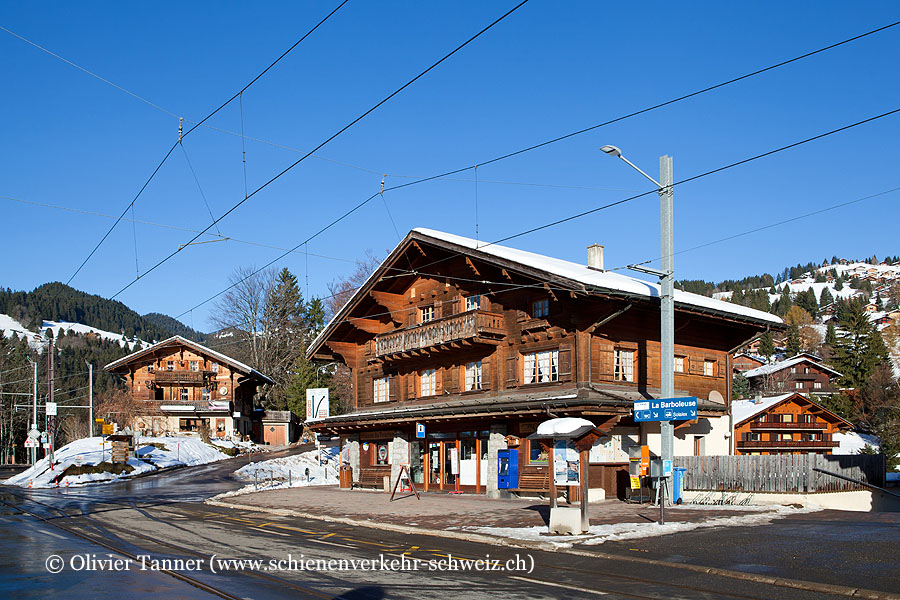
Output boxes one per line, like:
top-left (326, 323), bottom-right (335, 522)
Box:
top-left (215, 485), bottom-right (755, 532)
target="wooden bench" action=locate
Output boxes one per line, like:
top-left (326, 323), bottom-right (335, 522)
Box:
top-left (353, 468), bottom-right (388, 490)
top-left (512, 471), bottom-right (551, 496)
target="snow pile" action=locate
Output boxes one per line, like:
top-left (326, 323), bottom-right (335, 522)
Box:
top-left (4, 435), bottom-right (230, 488)
top-left (0, 314), bottom-right (42, 348)
top-left (466, 504), bottom-right (819, 548)
top-left (536, 418), bottom-right (595, 437)
top-left (833, 431), bottom-right (881, 455)
top-left (215, 447), bottom-right (340, 498)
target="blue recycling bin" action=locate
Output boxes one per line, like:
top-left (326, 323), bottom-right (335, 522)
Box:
top-left (673, 467), bottom-right (687, 504)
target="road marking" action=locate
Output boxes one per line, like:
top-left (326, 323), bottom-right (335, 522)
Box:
top-left (311, 539), bottom-right (355, 549)
top-left (254, 527), bottom-right (291, 537)
top-left (36, 528), bottom-right (67, 540)
top-left (509, 576), bottom-right (608, 596)
top-left (272, 524), bottom-right (317, 535)
top-left (320, 533), bottom-right (336, 539)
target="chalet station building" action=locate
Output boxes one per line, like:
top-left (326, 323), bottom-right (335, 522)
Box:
top-left (306, 229), bottom-right (783, 499)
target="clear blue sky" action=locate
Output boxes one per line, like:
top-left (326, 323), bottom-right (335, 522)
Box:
top-left (2, 2), bottom-right (899, 331)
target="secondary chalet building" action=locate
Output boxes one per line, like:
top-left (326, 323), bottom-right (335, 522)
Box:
top-left (306, 229), bottom-right (782, 499)
top-left (105, 336), bottom-right (273, 439)
top-left (732, 393), bottom-right (853, 455)
top-left (743, 355), bottom-right (842, 396)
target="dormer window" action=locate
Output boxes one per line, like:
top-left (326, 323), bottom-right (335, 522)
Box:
top-left (465, 295), bottom-right (481, 311)
top-left (166, 361), bottom-right (175, 371)
top-left (532, 299), bottom-right (549, 319)
top-left (420, 305), bottom-right (435, 323)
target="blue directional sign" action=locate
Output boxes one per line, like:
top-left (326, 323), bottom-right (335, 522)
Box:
top-left (633, 397), bottom-right (697, 422)
top-left (415, 423), bottom-right (425, 439)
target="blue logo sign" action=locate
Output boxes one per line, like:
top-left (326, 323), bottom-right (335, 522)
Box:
top-left (415, 423), bottom-right (425, 439)
top-left (633, 397), bottom-right (697, 422)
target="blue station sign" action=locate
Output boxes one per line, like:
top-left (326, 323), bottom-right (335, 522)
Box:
top-left (633, 397), bottom-right (697, 422)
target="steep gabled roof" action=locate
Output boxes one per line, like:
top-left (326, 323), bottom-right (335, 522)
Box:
top-left (308, 228), bottom-right (782, 358)
top-left (743, 355), bottom-right (841, 379)
top-left (732, 392), bottom-right (853, 428)
top-left (104, 335), bottom-right (274, 384)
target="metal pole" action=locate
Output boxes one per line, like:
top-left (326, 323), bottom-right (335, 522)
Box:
top-left (88, 362), bottom-right (93, 438)
top-left (48, 338), bottom-right (54, 465)
top-left (659, 155), bottom-right (675, 503)
top-left (31, 360), bottom-right (37, 465)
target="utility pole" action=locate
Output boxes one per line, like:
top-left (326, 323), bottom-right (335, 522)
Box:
top-left (31, 359), bottom-right (37, 465)
top-left (86, 361), bottom-right (94, 438)
top-left (48, 338), bottom-right (54, 464)
top-left (659, 155), bottom-right (675, 472)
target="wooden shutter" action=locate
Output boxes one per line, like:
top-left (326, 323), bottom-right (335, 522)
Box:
top-left (435, 368), bottom-right (443, 395)
top-left (481, 297), bottom-right (490, 312)
top-left (442, 297), bottom-right (456, 318)
top-left (407, 374), bottom-right (416, 399)
top-left (506, 354), bottom-right (519, 388)
top-left (558, 346), bottom-right (572, 382)
top-left (389, 376), bottom-right (398, 402)
top-left (409, 307), bottom-right (417, 326)
top-left (444, 367), bottom-right (460, 394)
top-left (481, 359), bottom-right (492, 390)
top-left (362, 375), bottom-right (373, 405)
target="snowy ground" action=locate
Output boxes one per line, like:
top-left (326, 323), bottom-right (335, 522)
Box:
top-left (4, 435), bottom-right (233, 488)
top-left (463, 503), bottom-right (820, 549)
top-left (213, 446), bottom-right (340, 499)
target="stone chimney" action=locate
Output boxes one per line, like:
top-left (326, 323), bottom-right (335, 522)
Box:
top-left (587, 244), bottom-right (604, 271)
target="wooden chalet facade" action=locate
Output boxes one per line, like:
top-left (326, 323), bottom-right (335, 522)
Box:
top-left (743, 355), bottom-right (841, 396)
top-left (732, 352), bottom-right (765, 373)
top-left (105, 336), bottom-right (273, 440)
top-left (732, 393), bottom-right (853, 455)
top-left (306, 229), bottom-right (782, 499)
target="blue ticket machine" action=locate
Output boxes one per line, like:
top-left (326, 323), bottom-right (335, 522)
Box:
top-left (497, 448), bottom-right (519, 489)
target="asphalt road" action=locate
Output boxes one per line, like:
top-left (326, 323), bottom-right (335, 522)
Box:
top-left (1, 453), bottom-right (896, 600)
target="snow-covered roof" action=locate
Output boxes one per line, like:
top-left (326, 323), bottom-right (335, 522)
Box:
top-left (743, 355), bottom-right (841, 379)
top-left (104, 335), bottom-right (274, 384)
top-left (536, 417), bottom-right (595, 438)
top-left (731, 394), bottom-right (793, 424)
top-left (308, 228), bottom-right (781, 358)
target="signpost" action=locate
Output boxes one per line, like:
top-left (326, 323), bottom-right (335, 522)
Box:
top-left (45, 402), bottom-right (57, 416)
top-left (306, 388), bottom-right (330, 467)
top-left (633, 397), bottom-right (697, 422)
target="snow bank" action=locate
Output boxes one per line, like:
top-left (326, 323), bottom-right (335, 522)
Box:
top-left (214, 447), bottom-right (340, 499)
top-left (4, 435), bottom-right (231, 488)
top-left (42, 320), bottom-right (151, 351)
top-left (466, 504), bottom-right (819, 548)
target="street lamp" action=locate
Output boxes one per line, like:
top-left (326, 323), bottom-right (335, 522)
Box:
top-left (602, 145), bottom-right (676, 474)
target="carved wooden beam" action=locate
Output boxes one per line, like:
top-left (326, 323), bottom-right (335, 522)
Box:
top-left (543, 282), bottom-right (558, 302)
top-left (411, 241), bottom-right (427, 257)
top-left (348, 318), bottom-right (393, 335)
top-left (501, 268), bottom-right (513, 282)
top-left (325, 341), bottom-right (357, 365)
top-left (465, 257), bottom-right (481, 276)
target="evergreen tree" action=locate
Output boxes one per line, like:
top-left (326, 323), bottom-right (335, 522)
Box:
top-left (819, 286), bottom-right (834, 308)
top-left (732, 373), bottom-right (749, 400)
top-left (825, 321), bottom-right (838, 347)
top-left (835, 276), bottom-right (844, 291)
top-left (832, 298), bottom-right (890, 388)
top-left (759, 331), bottom-right (775, 361)
top-left (774, 286), bottom-right (793, 317)
top-left (785, 325), bottom-right (802, 356)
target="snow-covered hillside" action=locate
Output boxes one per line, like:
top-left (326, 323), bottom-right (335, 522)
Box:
top-left (0, 313), bottom-right (151, 351)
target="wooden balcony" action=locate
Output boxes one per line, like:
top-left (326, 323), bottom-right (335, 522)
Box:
top-left (152, 371), bottom-right (213, 386)
top-left (737, 439), bottom-right (838, 450)
top-left (375, 310), bottom-right (505, 359)
top-left (749, 421), bottom-right (826, 431)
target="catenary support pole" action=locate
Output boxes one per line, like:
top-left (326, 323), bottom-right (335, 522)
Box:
top-left (659, 155), bottom-right (675, 503)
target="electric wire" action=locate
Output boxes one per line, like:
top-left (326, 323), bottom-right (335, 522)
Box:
top-left (60, 0), bottom-right (349, 285)
top-left (180, 142), bottom-right (221, 235)
top-left (113, 0), bottom-right (532, 301)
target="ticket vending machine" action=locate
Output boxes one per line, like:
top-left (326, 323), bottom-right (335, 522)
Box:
top-left (497, 449), bottom-right (519, 489)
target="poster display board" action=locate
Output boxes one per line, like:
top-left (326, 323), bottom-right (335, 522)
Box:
top-left (589, 429), bottom-right (639, 463)
top-left (553, 440), bottom-right (580, 486)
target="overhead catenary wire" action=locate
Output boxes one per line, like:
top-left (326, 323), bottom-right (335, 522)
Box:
top-left (171, 105), bottom-right (900, 321)
top-left (113, 0), bottom-right (532, 301)
top-left (180, 142), bottom-right (221, 235)
top-left (60, 0), bottom-right (349, 286)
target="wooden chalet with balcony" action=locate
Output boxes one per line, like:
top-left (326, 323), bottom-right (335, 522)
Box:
top-left (306, 228), bottom-right (783, 499)
top-left (732, 393), bottom-right (853, 455)
top-left (105, 336), bottom-right (273, 440)
top-left (743, 355), bottom-right (842, 396)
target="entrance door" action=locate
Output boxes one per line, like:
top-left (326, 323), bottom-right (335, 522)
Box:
top-left (427, 442), bottom-right (441, 490)
top-left (459, 438), bottom-right (477, 487)
top-left (444, 441), bottom-right (459, 490)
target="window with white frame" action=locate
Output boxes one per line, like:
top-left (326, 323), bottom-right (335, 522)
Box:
top-left (795, 382), bottom-right (804, 389)
top-left (420, 369), bottom-right (436, 396)
top-left (167, 360), bottom-right (175, 371)
top-left (147, 364), bottom-right (155, 373)
top-left (614, 349), bottom-right (635, 382)
top-left (202, 388), bottom-right (210, 402)
top-left (190, 360), bottom-right (199, 372)
top-left (704, 360), bottom-right (716, 377)
top-left (523, 350), bottom-right (559, 384)
top-left (420, 305), bottom-right (435, 323)
top-left (374, 377), bottom-right (390, 403)
top-left (465, 295), bottom-right (481, 311)
top-left (465, 361), bottom-right (482, 391)
top-left (180, 388), bottom-right (189, 402)
top-left (532, 299), bottom-right (549, 318)
top-left (814, 381), bottom-right (822, 389)
top-left (790, 367), bottom-right (796, 374)
top-left (674, 356), bottom-right (686, 373)
top-left (211, 361), bottom-right (219, 373)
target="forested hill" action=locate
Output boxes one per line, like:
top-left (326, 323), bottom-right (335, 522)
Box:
top-left (0, 282), bottom-right (201, 342)
top-left (142, 312), bottom-right (206, 342)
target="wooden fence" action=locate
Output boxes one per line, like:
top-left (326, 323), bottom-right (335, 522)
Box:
top-left (674, 454), bottom-right (885, 493)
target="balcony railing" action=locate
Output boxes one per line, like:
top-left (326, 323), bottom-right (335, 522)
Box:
top-left (152, 371), bottom-right (212, 386)
top-left (749, 421), bottom-right (826, 430)
top-left (737, 439), bottom-right (838, 449)
top-left (375, 310), bottom-right (505, 358)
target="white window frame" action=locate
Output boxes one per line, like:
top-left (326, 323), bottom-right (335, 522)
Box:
top-left (523, 350), bottom-right (559, 384)
top-left (166, 360), bottom-right (175, 371)
top-left (201, 388), bottom-right (210, 402)
top-left (464, 361), bottom-right (482, 391)
top-left (420, 369), bottom-right (436, 397)
top-left (532, 299), bottom-right (549, 318)
top-left (814, 381), bottom-right (822, 389)
top-left (420, 305), bottom-right (435, 323)
top-left (181, 388), bottom-right (189, 402)
top-left (465, 295), bottom-right (481, 311)
top-left (374, 377), bottom-right (390, 403)
top-left (147, 364), bottom-right (155, 373)
top-left (614, 349), bottom-right (635, 382)
top-left (674, 356), bottom-right (685, 373)
top-left (211, 362), bottom-right (219, 373)
top-left (190, 360), bottom-right (199, 372)
top-left (795, 382), bottom-right (804, 390)
top-left (704, 360), bottom-right (716, 377)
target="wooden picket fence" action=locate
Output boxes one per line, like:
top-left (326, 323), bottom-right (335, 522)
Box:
top-left (674, 454), bottom-right (885, 493)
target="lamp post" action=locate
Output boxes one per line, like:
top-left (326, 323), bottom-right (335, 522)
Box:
top-left (601, 145), bottom-right (676, 476)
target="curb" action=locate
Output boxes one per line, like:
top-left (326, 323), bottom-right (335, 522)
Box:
top-left (206, 498), bottom-right (900, 600)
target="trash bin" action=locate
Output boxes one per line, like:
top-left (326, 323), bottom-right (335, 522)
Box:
top-left (673, 467), bottom-right (686, 504)
top-left (339, 464), bottom-right (352, 489)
